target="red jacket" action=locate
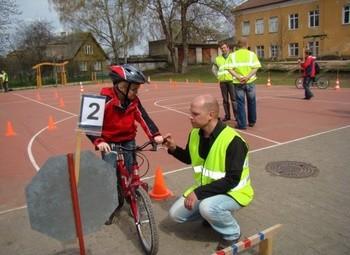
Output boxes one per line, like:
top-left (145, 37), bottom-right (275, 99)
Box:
top-left (300, 55), bottom-right (316, 78)
top-left (88, 87), bottom-right (160, 146)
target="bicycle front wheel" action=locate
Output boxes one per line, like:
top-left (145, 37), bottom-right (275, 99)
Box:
top-left (316, 77), bottom-right (329, 89)
top-left (295, 77), bottom-right (304, 89)
top-left (135, 188), bottom-right (159, 255)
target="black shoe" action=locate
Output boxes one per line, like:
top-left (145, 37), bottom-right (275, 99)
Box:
top-left (234, 125), bottom-right (247, 130)
top-left (222, 117), bottom-right (231, 122)
top-left (248, 123), bottom-right (255, 127)
top-left (303, 95), bottom-right (314, 100)
top-left (216, 235), bottom-right (241, 251)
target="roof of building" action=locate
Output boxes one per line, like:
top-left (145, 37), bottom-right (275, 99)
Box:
top-left (45, 32), bottom-right (108, 61)
top-left (233, 0), bottom-right (292, 12)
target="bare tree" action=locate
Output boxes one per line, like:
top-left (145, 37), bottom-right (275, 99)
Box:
top-left (0, 0), bottom-right (20, 54)
top-left (7, 20), bottom-right (54, 81)
top-left (49, 0), bottom-right (147, 63)
top-left (146, 0), bottom-right (180, 72)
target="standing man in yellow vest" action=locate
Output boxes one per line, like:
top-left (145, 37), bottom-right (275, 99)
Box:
top-left (228, 38), bottom-right (261, 130)
top-left (212, 42), bottom-right (237, 122)
top-left (163, 94), bottom-right (254, 251)
top-left (0, 70), bottom-right (9, 92)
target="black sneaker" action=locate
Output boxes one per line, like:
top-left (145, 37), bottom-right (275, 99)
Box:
top-left (248, 123), bottom-right (255, 127)
top-left (222, 117), bottom-right (231, 122)
top-left (216, 235), bottom-right (241, 251)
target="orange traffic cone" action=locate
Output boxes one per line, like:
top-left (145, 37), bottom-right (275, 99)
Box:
top-left (5, 121), bottom-right (16, 137)
top-left (48, 116), bottom-right (57, 130)
top-left (59, 97), bottom-right (65, 108)
top-left (335, 77), bottom-right (340, 90)
top-left (266, 71), bottom-right (272, 87)
top-left (149, 166), bottom-right (173, 200)
top-left (266, 78), bottom-right (271, 87)
top-left (80, 82), bottom-right (84, 93)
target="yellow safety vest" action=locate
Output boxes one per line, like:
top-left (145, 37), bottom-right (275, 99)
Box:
top-left (184, 126), bottom-right (254, 206)
top-left (228, 49), bottom-right (261, 84)
top-left (215, 54), bottom-right (234, 82)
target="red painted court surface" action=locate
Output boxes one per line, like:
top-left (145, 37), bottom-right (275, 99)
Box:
top-left (0, 82), bottom-right (350, 214)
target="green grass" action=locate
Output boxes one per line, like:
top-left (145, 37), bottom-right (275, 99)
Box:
top-left (145, 65), bottom-right (350, 88)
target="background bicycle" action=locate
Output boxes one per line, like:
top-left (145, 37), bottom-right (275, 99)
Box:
top-left (295, 75), bottom-right (329, 89)
top-left (106, 141), bottom-right (159, 255)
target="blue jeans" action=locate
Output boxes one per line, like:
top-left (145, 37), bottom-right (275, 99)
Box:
top-left (235, 83), bottom-right (257, 128)
top-left (169, 195), bottom-right (242, 241)
top-left (102, 140), bottom-right (136, 174)
top-left (302, 76), bottom-right (314, 99)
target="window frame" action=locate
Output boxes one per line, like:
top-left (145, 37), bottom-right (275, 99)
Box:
top-left (309, 10), bottom-right (320, 27)
top-left (270, 45), bottom-right (278, 58)
top-left (94, 61), bottom-right (102, 71)
top-left (343, 5), bottom-right (350, 24)
top-left (308, 41), bottom-right (319, 57)
top-left (289, 13), bottom-right (299, 30)
top-left (288, 43), bottom-right (299, 57)
top-left (84, 44), bottom-right (93, 55)
top-left (255, 19), bottom-right (264, 34)
top-left (269, 16), bottom-right (279, 33)
top-left (242, 21), bottom-right (250, 35)
top-left (256, 45), bottom-right (265, 58)
top-left (79, 61), bottom-right (88, 72)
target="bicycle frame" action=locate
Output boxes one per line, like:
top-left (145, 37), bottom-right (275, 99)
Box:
top-left (113, 146), bottom-right (149, 220)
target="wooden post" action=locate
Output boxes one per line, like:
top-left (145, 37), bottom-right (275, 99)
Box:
top-left (74, 129), bottom-right (82, 184)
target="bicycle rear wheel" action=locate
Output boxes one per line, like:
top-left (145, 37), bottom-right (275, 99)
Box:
top-left (135, 188), bottom-right (159, 255)
top-left (316, 77), bottom-right (329, 89)
top-left (295, 77), bottom-right (304, 89)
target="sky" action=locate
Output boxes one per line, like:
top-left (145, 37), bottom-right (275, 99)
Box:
top-left (15, 0), bottom-right (63, 32)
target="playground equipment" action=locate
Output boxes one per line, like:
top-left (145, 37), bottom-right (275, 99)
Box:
top-left (33, 61), bottom-right (69, 88)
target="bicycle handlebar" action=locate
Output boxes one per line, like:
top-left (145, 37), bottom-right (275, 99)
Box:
top-left (106, 140), bottom-right (158, 153)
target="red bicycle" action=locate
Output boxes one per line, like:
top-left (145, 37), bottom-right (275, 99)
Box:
top-left (106, 140), bottom-right (159, 255)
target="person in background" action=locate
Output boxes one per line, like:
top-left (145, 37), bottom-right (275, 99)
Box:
top-left (163, 94), bottom-right (254, 251)
top-left (0, 70), bottom-right (9, 92)
top-left (227, 38), bottom-right (261, 130)
top-left (298, 49), bottom-right (316, 100)
top-left (212, 42), bottom-right (237, 122)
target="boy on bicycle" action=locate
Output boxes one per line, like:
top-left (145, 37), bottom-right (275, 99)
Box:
top-left (87, 64), bottom-right (164, 224)
top-left (298, 49), bottom-right (316, 100)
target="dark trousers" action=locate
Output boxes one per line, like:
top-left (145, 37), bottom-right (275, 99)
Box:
top-left (219, 82), bottom-right (237, 120)
top-left (0, 81), bottom-right (8, 92)
top-left (302, 76), bottom-right (314, 99)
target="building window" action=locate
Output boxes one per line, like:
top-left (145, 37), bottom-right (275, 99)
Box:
top-left (255, 19), bottom-right (264, 34)
top-left (79, 62), bottom-right (88, 72)
top-left (288, 43), bottom-right (299, 57)
top-left (308, 41), bottom-right (319, 56)
top-left (84, 44), bottom-right (93, 55)
top-left (94, 61), bottom-right (102, 71)
top-left (270, 45), bottom-right (278, 58)
top-left (343, 5), bottom-right (350, 24)
top-left (269, 17), bottom-right (278, 33)
top-left (256, 45), bottom-right (264, 58)
top-left (289, 13), bottom-right (299, 29)
top-left (242, 21), bottom-right (250, 35)
top-left (309, 10), bottom-right (319, 27)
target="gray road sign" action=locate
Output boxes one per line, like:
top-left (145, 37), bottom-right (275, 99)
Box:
top-left (25, 150), bottom-right (118, 241)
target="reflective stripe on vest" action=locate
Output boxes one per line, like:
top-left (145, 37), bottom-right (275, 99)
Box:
top-left (229, 49), bottom-right (261, 84)
top-left (215, 54), bottom-right (233, 82)
top-left (185, 126), bottom-right (254, 206)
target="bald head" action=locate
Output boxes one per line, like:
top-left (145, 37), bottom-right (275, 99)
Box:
top-left (192, 94), bottom-right (219, 118)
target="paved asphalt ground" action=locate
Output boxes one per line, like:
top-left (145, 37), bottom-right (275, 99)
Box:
top-left (1, 126), bottom-right (349, 255)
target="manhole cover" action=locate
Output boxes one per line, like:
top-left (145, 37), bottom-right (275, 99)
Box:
top-left (265, 161), bottom-right (319, 178)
